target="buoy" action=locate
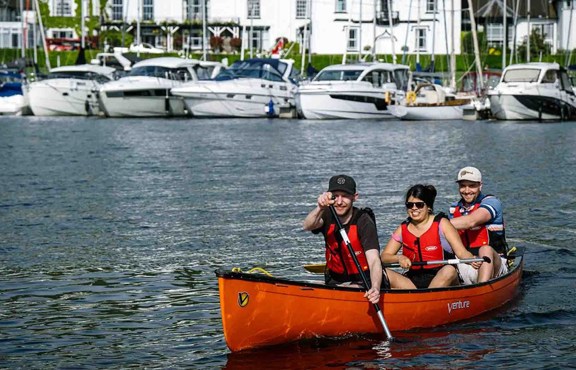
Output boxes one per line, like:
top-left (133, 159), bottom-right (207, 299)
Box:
top-left (265, 99), bottom-right (275, 117)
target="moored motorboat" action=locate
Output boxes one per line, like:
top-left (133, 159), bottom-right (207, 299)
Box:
top-left (171, 58), bottom-right (298, 118)
top-left (99, 57), bottom-right (225, 117)
top-left (216, 251), bottom-right (524, 352)
top-left (295, 63), bottom-right (410, 119)
top-left (387, 83), bottom-right (475, 120)
top-left (27, 64), bottom-right (116, 116)
top-left (488, 62), bottom-right (576, 120)
top-left (0, 69), bottom-right (26, 115)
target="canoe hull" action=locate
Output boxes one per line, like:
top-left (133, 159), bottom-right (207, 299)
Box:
top-left (217, 257), bottom-right (523, 352)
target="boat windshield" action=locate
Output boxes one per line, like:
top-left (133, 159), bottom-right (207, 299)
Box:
top-left (193, 65), bottom-right (217, 80)
top-left (46, 71), bottom-right (112, 83)
top-left (394, 69), bottom-right (410, 90)
top-left (314, 69), bottom-right (363, 81)
top-left (503, 68), bottom-right (541, 83)
top-left (129, 66), bottom-right (193, 81)
top-left (214, 60), bottom-right (286, 82)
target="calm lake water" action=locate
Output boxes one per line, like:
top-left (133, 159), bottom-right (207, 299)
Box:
top-left (1, 116), bottom-right (575, 368)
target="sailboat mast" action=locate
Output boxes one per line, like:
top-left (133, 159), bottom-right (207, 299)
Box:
top-left (509, 0), bottom-right (519, 65)
top-left (136, 0), bottom-right (141, 57)
top-left (33, 0), bottom-right (50, 70)
top-left (467, 0), bottom-right (483, 90)
top-left (387, 0), bottom-right (396, 63)
top-left (359, 0), bottom-right (363, 61)
top-left (20, 0), bottom-right (25, 58)
top-left (301, 0), bottom-right (309, 74)
top-left (502, 0), bottom-right (506, 69)
top-left (566, 1), bottom-right (574, 66)
top-left (416, 0), bottom-right (421, 68)
top-left (202, 0), bottom-right (207, 61)
top-left (449, 0), bottom-right (456, 90)
top-left (431, 0), bottom-right (436, 70)
top-left (526, 0), bottom-right (530, 62)
top-left (81, 0), bottom-right (85, 49)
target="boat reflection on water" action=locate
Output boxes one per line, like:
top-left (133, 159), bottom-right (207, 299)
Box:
top-left (222, 329), bottom-right (495, 369)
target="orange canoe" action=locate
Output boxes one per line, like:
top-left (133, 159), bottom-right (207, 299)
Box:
top-left (217, 252), bottom-right (524, 352)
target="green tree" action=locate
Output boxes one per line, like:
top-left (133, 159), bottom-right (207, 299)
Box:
top-left (517, 28), bottom-right (552, 59)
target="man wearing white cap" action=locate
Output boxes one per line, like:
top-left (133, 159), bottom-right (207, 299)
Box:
top-left (449, 167), bottom-right (509, 284)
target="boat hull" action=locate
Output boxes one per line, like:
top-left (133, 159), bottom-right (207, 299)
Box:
top-left (387, 102), bottom-right (472, 120)
top-left (28, 79), bottom-right (103, 116)
top-left (296, 84), bottom-right (393, 120)
top-left (0, 94), bottom-right (26, 115)
top-left (172, 79), bottom-right (296, 118)
top-left (489, 93), bottom-right (576, 120)
top-left (99, 77), bottom-right (188, 117)
top-left (217, 256), bottom-right (523, 352)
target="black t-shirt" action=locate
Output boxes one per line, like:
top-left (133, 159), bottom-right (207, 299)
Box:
top-left (313, 207), bottom-right (380, 253)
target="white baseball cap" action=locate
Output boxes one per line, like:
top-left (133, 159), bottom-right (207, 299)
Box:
top-left (456, 166), bottom-right (482, 182)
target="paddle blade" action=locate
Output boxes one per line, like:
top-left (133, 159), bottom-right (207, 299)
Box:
top-left (303, 263), bottom-right (326, 274)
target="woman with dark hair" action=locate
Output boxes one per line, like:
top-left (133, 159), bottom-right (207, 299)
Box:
top-left (380, 184), bottom-right (481, 289)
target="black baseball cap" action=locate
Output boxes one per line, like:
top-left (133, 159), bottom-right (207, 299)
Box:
top-left (328, 175), bottom-right (356, 195)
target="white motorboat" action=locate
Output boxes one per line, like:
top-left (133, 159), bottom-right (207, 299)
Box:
top-left (295, 63), bottom-right (410, 119)
top-left (171, 58), bottom-right (298, 118)
top-left (99, 57), bottom-right (225, 117)
top-left (488, 62), bottom-right (576, 121)
top-left (387, 83), bottom-right (475, 121)
top-left (0, 69), bottom-right (27, 115)
top-left (27, 64), bottom-right (116, 116)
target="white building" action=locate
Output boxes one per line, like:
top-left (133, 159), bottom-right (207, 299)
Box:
top-left (2, 0), bottom-right (575, 66)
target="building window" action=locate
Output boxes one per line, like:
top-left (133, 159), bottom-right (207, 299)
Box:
top-left (347, 27), bottom-right (359, 51)
top-left (250, 29), bottom-right (262, 50)
top-left (335, 0), bottom-right (346, 13)
top-left (186, 0), bottom-right (209, 21)
top-left (248, 0), bottom-right (260, 19)
top-left (426, 0), bottom-right (437, 13)
top-left (296, 0), bottom-right (308, 19)
top-left (111, 0), bottom-right (123, 21)
top-left (53, 0), bottom-right (72, 16)
top-left (415, 28), bottom-right (427, 51)
top-left (185, 29), bottom-right (203, 50)
top-left (143, 0), bottom-right (154, 21)
top-left (486, 23), bottom-right (503, 47)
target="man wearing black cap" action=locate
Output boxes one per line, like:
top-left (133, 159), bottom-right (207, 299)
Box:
top-left (303, 175), bottom-right (382, 304)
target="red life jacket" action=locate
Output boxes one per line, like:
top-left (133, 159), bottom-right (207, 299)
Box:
top-left (450, 201), bottom-right (490, 250)
top-left (324, 208), bottom-right (373, 282)
top-left (401, 213), bottom-right (449, 270)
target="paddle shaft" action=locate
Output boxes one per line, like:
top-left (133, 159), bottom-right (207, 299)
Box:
top-left (329, 205), bottom-right (393, 340)
top-left (383, 256), bottom-right (490, 268)
top-left (305, 256), bottom-right (490, 273)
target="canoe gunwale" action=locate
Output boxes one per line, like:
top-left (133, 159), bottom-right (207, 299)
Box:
top-left (215, 249), bottom-right (524, 295)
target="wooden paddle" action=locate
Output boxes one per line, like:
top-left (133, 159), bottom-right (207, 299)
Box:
top-left (328, 204), bottom-right (394, 340)
top-left (304, 256), bottom-right (490, 273)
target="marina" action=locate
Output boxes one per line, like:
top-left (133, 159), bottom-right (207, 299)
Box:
top-left (1, 116), bottom-right (575, 367)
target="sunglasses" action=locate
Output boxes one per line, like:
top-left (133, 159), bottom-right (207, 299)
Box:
top-left (405, 201), bottom-right (426, 209)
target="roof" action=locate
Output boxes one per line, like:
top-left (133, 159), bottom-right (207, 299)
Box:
top-left (472, 0), bottom-right (558, 19)
top-left (320, 62), bottom-right (410, 71)
top-left (503, 62), bottom-right (561, 71)
top-left (132, 57), bottom-right (217, 69)
top-left (50, 64), bottom-right (116, 75)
